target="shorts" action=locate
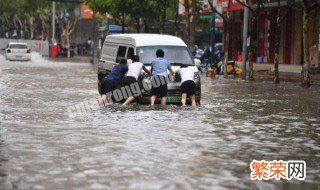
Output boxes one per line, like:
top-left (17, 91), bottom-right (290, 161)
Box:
top-left (181, 80), bottom-right (196, 96)
top-left (151, 75), bottom-right (168, 98)
top-left (123, 76), bottom-right (140, 98)
top-left (123, 76), bottom-right (137, 86)
top-left (101, 78), bottom-right (118, 94)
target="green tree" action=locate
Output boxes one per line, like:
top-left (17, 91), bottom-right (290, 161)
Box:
top-left (56, 2), bottom-right (80, 57)
top-left (0, 0), bottom-right (24, 36)
top-left (234, 0), bottom-right (261, 81)
top-left (86, 0), bottom-right (173, 34)
top-left (127, 0), bottom-right (158, 33)
top-left (156, 0), bottom-right (170, 34)
top-left (301, 0), bottom-right (318, 87)
top-left (0, 0), bottom-right (51, 40)
top-left (261, 0), bottom-right (296, 84)
top-left (208, 0), bottom-right (231, 78)
top-left (85, 0), bottom-right (108, 14)
top-left (89, 0), bottom-right (131, 33)
top-left (21, 0), bottom-right (51, 40)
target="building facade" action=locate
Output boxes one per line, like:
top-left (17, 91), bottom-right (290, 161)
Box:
top-left (216, 0), bottom-right (319, 68)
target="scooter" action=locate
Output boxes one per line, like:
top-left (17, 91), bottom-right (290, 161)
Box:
top-left (217, 60), bottom-right (243, 77)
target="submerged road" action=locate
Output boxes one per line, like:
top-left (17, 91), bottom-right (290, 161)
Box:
top-left (0, 53), bottom-right (319, 190)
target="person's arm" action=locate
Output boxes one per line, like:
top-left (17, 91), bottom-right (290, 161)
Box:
top-left (142, 66), bottom-right (151, 76)
top-left (123, 66), bottom-right (128, 75)
top-left (150, 62), bottom-right (153, 74)
top-left (167, 61), bottom-right (174, 75)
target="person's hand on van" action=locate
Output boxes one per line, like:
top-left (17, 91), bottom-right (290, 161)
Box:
top-left (127, 59), bottom-right (133, 64)
top-left (170, 69), bottom-right (175, 76)
top-left (142, 68), bottom-right (151, 76)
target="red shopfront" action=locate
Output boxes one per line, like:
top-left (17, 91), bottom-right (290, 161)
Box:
top-left (217, 0), bottom-right (244, 61)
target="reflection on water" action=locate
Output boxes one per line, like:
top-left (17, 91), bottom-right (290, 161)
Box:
top-left (0, 54), bottom-right (319, 189)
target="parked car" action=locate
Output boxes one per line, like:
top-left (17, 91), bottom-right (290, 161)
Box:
top-left (98, 34), bottom-right (201, 104)
top-left (5, 42), bottom-right (31, 61)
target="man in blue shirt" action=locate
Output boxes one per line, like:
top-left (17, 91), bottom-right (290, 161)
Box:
top-left (99, 59), bottom-right (128, 105)
top-left (150, 49), bottom-right (174, 106)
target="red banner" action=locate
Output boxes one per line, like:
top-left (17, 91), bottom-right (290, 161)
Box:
top-left (228, 0), bottom-right (244, 11)
top-left (217, 0), bottom-right (244, 12)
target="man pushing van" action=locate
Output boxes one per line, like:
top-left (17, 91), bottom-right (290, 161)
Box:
top-left (150, 49), bottom-right (174, 106)
top-left (98, 59), bottom-right (128, 105)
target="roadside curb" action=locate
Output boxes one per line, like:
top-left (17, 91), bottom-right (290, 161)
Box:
top-left (48, 56), bottom-right (98, 63)
top-left (251, 72), bottom-right (320, 85)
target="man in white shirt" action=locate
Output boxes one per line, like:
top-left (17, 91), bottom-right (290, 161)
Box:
top-left (123, 55), bottom-right (151, 106)
top-left (178, 65), bottom-right (198, 106)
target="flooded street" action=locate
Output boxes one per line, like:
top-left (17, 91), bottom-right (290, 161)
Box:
top-left (0, 53), bottom-right (319, 190)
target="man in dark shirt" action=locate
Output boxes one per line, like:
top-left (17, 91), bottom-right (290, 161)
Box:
top-left (99, 59), bottom-right (128, 105)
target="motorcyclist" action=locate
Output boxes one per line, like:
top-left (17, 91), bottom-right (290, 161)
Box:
top-left (194, 48), bottom-right (204, 59)
top-left (200, 46), bottom-right (211, 64)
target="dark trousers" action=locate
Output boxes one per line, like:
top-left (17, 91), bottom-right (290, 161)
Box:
top-left (101, 78), bottom-right (118, 94)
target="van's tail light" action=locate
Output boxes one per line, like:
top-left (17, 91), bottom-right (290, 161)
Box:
top-left (7, 49), bottom-right (11, 53)
top-left (27, 49), bottom-right (30, 53)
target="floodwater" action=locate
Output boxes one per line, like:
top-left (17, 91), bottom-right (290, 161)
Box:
top-left (0, 53), bottom-right (319, 190)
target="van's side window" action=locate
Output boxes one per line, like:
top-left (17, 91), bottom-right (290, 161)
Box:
top-left (127, 47), bottom-right (134, 60)
top-left (116, 46), bottom-right (127, 63)
top-left (102, 44), bottom-right (118, 62)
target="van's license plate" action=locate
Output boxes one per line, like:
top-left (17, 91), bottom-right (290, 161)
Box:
top-left (167, 96), bottom-right (181, 103)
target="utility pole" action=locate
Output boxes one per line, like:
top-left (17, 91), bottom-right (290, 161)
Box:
top-left (190, 0), bottom-right (196, 52)
top-left (210, 10), bottom-right (215, 66)
top-left (91, 13), bottom-right (97, 64)
top-left (241, 0), bottom-right (249, 80)
top-left (184, 0), bottom-right (190, 46)
top-left (52, 1), bottom-right (56, 41)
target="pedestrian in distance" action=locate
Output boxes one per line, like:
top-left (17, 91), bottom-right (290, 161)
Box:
top-left (178, 65), bottom-right (198, 106)
top-left (150, 49), bottom-right (174, 106)
top-left (98, 59), bottom-right (128, 106)
top-left (87, 37), bottom-right (94, 56)
top-left (123, 55), bottom-right (151, 106)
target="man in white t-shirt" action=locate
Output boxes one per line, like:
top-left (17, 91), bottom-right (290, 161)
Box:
top-left (123, 55), bottom-right (151, 106)
top-left (178, 65), bottom-right (198, 106)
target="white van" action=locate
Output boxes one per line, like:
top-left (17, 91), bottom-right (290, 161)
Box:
top-left (98, 34), bottom-right (201, 104)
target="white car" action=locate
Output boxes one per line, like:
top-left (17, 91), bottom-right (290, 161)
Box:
top-left (5, 42), bottom-right (31, 61)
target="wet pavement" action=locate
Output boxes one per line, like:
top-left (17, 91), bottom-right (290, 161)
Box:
top-left (0, 53), bottom-right (319, 190)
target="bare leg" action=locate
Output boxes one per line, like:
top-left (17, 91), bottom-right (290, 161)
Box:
top-left (98, 94), bottom-right (108, 106)
top-left (161, 97), bottom-right (167, 106)
top-left (181, 93), bottom-right (187, 106)
top-left (190, 95), bottom-right (196, 106)
top-left (123, 96), bottom-right (135, 106)
top-left (150, 95), bottom-right (156, 106)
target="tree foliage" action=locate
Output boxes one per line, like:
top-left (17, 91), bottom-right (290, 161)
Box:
top-left (0, 0), bottom-right (78, 41)
top-left (86, 0), bottom-right (171, 33)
